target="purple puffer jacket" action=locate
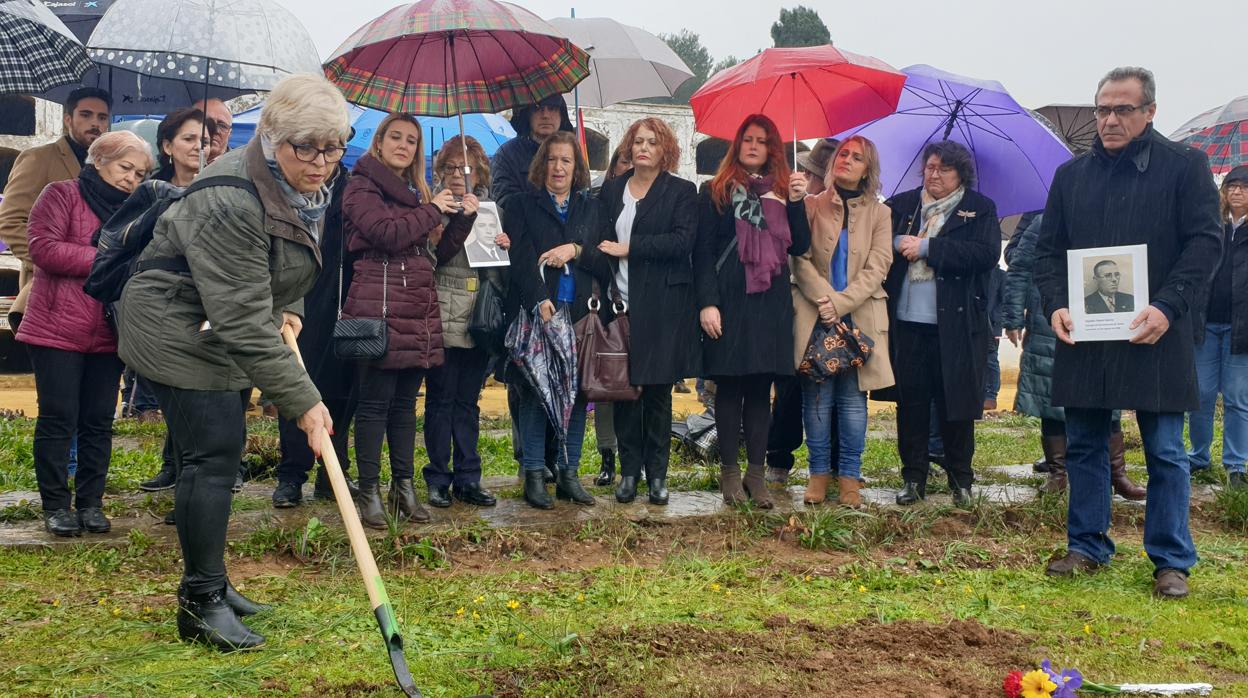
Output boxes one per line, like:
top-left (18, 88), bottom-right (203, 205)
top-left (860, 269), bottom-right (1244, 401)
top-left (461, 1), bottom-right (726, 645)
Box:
top-left (341, 154), bottom-right (473, 370)
top-left (14, 180), bottom-right (116, 353)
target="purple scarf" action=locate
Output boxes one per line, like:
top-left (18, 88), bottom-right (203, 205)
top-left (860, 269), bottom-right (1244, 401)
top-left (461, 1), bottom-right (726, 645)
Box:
top-left (731, 174), bottom-right (791, 294)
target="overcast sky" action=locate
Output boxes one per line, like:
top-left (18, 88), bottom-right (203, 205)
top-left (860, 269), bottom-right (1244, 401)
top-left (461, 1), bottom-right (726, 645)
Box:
top-left (275, 0), bottom-right (1240, 135)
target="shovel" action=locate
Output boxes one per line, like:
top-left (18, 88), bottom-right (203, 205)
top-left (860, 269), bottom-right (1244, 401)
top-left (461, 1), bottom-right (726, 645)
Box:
top-left (281, 326), bottom-right (422, 697)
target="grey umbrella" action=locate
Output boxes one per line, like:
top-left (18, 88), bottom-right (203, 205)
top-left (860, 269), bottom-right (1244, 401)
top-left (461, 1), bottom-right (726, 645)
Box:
top-left (85, 0), bottom-right (321, 97)
top-left (1035, 104), bottom-right (1098, 155)
top-left (546, 16), bottom-right (693, 108)
top-left (0, 0), bottom-right (91, 94)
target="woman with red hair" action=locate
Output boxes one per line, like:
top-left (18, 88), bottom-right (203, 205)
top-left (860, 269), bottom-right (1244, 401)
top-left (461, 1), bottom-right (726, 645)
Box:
top-left (693, 114), bottom-right (811, 508)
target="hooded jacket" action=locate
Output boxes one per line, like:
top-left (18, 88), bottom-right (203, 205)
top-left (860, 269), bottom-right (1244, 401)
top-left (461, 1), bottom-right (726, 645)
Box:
top-left (489, 97), bottom-right (574, 210)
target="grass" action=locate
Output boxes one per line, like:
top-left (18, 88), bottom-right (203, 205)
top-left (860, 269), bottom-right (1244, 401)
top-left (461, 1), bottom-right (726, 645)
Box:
top-left (2, 411), bottom-right (1248, 695)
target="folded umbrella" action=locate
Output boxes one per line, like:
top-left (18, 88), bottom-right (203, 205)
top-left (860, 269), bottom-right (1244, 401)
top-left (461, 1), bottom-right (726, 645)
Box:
top-left (505, 302), bottom-right (578, 440)
top-left (0, 0), bottom-right (91, 94)
top-left (836, 64), bottom-right (1072, 217)
top-left (690, 45), bottom-right (906, 162)
top-left (1170, 95), bottom-right (1248, 175)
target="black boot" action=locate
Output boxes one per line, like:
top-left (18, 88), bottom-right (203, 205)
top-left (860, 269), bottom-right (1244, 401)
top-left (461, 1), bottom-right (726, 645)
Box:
top-left (224, 578), bottom-right (272, 616)
top-left (313, 466), bottom-right (359, 501)
top-left (139, 463), bottom-right (177, 492)
top-left (615, 475), bottom-right (638, 503)
top-left (428, 484), bottom-right (453, 508)
top-left (544, 461), bottom-right (558, 484)
top-left (647, 478), bottom-right (669, 505)
top-left (556, 469), bottom-right (596, 505)
top-left (231, 465), bottom-right (245, 494)
top-left (271, 481), bottom-right (302, 508)
top-left (177, 585), bottom-right (265, 651)
top-left (595, 449), bottom-right (615, 487)
top-left (77, 506), bottom-right (111, 533)
top-left (388, 478), bottom-right (430, 523)
top-left (356, 482), bottom-right (387, 530)
top-left (43, 508), bottom-right (81, 537)
top-left (523, 469), bottom-right (553, 509)
top-left (452, 482), bottom-right (497, 507)
top-left (895, 482), bottom-right (925, 506)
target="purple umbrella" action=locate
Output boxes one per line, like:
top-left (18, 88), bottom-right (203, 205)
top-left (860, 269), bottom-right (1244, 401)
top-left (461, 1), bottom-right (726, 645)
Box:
top-left (835, 64), bottom-right (1071, 217)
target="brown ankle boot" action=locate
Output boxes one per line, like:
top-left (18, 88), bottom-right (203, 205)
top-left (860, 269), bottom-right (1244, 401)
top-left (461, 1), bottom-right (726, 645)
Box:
top-left (804, 474), bottom-right (830, 505)
top-left (836, 476), bottom-right (862, 507)
top-left (720, 463), bottom-right (746, 505)
top-left (742, 463), bottom-right (773, 509)
top-left (1109, 431), bottom-right (1146, 501)
top-left (1040, 435), bottom-right (1068, 494)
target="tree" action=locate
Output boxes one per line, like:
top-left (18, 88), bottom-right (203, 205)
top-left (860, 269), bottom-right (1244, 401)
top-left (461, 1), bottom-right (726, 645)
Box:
top-left (770, 6), bottom-right (830, 48)
top-left (640, 30), bottom-right (713, 105)
top-left (712, 55), bottom-right (741, 75)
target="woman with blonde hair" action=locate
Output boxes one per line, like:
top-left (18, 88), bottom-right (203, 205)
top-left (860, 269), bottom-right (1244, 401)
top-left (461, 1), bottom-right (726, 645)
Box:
top-left (342, 113), bottom-right (474, 528)
top-left (118, 74), bottom-right (347, 649)
top-left (422, 135), bottom-right (503, 508)
top-left (21, 130), bottom-right (152, 538)
top-left (791, 135), bottom-right (894, 506)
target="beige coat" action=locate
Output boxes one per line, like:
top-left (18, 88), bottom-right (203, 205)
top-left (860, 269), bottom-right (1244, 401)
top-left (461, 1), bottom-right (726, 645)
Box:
top-left (0, 137), bottom-right (81, 319)
top-left (791, 189), bottom-right (895, 391)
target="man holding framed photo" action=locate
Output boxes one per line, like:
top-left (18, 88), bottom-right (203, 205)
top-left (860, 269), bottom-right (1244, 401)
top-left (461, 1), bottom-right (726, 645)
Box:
top-left (1035, 66), bottom-right (1222, 599)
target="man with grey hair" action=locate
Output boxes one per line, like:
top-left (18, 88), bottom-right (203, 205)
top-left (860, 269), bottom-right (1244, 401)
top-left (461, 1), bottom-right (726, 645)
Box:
top-left (1035, 66), bottom-right (1222, 598)
top-left (192, 98), bottom-right (233, 164)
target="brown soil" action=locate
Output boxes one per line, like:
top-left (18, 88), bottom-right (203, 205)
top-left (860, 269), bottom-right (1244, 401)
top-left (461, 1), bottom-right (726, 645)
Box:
top-left (489, 616), bottom-right (1031, 697)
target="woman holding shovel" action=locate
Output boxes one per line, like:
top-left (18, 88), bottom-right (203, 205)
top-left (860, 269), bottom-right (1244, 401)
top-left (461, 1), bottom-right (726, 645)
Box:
top-left (117, 74), bottom-right (347, 651)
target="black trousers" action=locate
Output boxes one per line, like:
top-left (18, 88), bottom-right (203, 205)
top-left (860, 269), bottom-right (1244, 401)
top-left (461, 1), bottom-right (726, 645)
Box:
top-left (894, 321), bottom-right (975, 490)
top-left (714, 374), bottom-right (773, 469)
top-left (355, 364), bottom-right (424, 487)
top-left (423, 347), bottom-right (489, 489)
top-left (766, 375), bottom-right (811, 471)
top-left (28, 346), bottom-right (123, 511)
top-left (276, 394), bottom-right (356, 485)
top-left (613, 384), bottom-right (672, 479)
top-left (151, 383), bottom-right (249, 596)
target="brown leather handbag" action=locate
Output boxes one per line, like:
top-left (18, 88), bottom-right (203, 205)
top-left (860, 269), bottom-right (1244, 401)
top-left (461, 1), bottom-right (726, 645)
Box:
top-left (574, 280), bottom-right (641, 402)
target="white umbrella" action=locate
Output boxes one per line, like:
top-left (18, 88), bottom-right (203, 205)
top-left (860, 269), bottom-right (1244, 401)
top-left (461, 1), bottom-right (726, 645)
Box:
top-left (546, 16), bottom-right (693, 108)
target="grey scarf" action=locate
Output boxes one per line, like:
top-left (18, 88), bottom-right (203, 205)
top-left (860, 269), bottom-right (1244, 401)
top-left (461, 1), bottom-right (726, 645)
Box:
top-left (260, 134), bottom-right (332, 240)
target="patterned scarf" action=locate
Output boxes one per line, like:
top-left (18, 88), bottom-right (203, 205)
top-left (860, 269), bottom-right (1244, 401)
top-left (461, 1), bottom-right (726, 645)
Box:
top-left (260, 134), bottom-right (332, 240)
top-left (731, 175), bottom-right (791, 294)
top-left (907, 185), bottom-right (965, 282)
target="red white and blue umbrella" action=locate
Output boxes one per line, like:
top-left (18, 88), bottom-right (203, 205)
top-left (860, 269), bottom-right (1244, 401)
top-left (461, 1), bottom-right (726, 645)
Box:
top-left (1170, 95), bottom-right (1248, 175)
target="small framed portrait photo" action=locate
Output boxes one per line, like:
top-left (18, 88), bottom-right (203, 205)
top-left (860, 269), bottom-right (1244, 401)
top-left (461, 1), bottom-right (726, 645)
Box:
top-left (1066, 244), bottom-right (1149, 342)
top-left (465, 201), bottom-right (510, 268)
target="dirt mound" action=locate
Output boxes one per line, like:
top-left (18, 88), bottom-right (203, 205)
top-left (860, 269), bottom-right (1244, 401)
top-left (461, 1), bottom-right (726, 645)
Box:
top-left (489, 616), bottom-right (1032, 697)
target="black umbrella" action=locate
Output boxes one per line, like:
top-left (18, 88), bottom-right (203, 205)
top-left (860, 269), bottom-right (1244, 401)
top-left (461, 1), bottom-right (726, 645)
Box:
top-left (0, 0), bottom-right (91, 94)
top-left (1035, 104), bottom-right (1097, 155)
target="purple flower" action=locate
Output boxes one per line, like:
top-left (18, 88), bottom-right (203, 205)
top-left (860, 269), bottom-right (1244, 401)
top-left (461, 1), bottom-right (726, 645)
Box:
top-left (1041, 659), bottom-right (1084, 698)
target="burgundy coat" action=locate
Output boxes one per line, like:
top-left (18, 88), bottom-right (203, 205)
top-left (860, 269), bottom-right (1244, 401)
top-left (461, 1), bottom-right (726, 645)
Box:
top-left (341, 154), bottom-right (472, 370)
top-left (14, 180), bottom-right (116, 354)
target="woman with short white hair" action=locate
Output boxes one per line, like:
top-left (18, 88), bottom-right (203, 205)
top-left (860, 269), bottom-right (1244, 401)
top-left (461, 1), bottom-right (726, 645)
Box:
top-left (117, 73), bottom-right (349, 651)
top-left (19, 130), bottom-right (151, 539)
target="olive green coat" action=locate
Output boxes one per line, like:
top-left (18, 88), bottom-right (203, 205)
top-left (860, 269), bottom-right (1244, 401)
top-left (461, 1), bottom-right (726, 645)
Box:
top-left (117, 139), bottom-right (323, 419)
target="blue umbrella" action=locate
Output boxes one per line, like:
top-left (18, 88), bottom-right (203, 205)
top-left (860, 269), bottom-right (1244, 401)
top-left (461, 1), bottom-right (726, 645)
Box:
top-left (228, 103), bottom-right (515, 171)
top-left (835, 64), bottom-right (1071, 217)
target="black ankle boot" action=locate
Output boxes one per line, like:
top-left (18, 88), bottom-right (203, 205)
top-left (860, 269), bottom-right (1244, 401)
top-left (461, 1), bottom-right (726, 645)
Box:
top-left (224, 578), bottom-right (272, 616)
top-left (177, 585), bottom-right (265, 651)
top-left (556, 469), bottom-right (596, 505)
top-left (523, 470), bottom-right (553, 509)
top-left (388, 478), bottom-right (430, 523)
top-left (139, 463), bottom-right (177, 492)
top-left (594, 449), bottom-right (615, 487)
top-left (356, 482), bottom-right (387, 529)
top-left (615, 475), bottom-right (638, 503)
top-left (647, 478), bottom-right (669, 505)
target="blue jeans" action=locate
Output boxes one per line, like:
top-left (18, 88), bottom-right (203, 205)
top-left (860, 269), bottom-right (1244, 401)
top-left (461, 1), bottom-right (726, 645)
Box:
top-left (801, 371), bottom-right (867, 479)
top-left (1066, 408), bottom-right (1196, 574)
top-left (1187, 323), bottom-right (1248, 473)
top-left (517, 382), bottom-right (587, 473)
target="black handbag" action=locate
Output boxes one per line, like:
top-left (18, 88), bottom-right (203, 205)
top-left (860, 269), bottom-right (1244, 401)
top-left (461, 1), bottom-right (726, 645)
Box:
top-left (797, 318), bottom-right (874, 382)
top-left (331, 236), bottom-right (389, 360)
top-left (467, 274), bottom-right (506, 356)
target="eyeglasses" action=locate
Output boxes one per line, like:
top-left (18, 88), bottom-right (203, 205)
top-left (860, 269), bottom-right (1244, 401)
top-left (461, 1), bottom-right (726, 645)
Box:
top-left (1094, 103), bottom-right (1153, 119)
top-left (439, 164), bottom-right (471, 175)
top-left (1226, 182), bottom-right (1248, 193)
top-left (206, 118), bottom-right (232, 133)
top-left (924, 164), bottom-right (956, 176)
top-left (290, 142), bottom-right (346, 164)
top-left (1096, 271), bottom-right (1122, 279)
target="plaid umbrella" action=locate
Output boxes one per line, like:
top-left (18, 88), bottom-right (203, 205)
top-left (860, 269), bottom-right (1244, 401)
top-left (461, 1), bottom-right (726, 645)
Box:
top-left (324, 0), bottom-right (589, 116)
top-left (1170, 95), bottom-right (1248, 175)
top-left (0, 0), bottom-right (91, 94)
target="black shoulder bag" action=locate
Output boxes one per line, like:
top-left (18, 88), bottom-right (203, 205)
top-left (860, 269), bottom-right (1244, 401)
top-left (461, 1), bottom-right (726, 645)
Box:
top-left (331, 232), bottom-right (389, 360)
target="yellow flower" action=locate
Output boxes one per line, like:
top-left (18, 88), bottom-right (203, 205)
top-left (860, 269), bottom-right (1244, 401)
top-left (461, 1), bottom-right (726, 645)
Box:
top-left (455, 607), bottom-right (465, 617)
top-left (51, 599), bottom-right (60, 608)
top-left (473, 595), bottom-right (485, 604)
top-left (1140, 549), bottom-right (1148, 558)
top-left (857, 585), bottom-right (867, 593)
top-left (472, 610), bottom-right (480, 619)
top-left (804, 575), bottom-right (812, 582)
top-left (1018, 604), bottom-right (1026, 610)
top-left (97, 598), bottom-right (106, 606)
top-left (725, 590), bottom-right (733, 597)
top-left (516, 632), bottom-right (525, 641)
top-left (506, 599), bottom-right (520, 610)
top-left (935, 579), bottom-right (944, 586)
top-left (576, 593), bottom-right (586, 603)
top-left (1020, 669), bottom-right (1057, 698)
top-left (964, 585), bottom-right (973, 594)
top-left (1083, 624), bottom-right (1091, 634)
top-left (709, 583), bottom-right (721, 592)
